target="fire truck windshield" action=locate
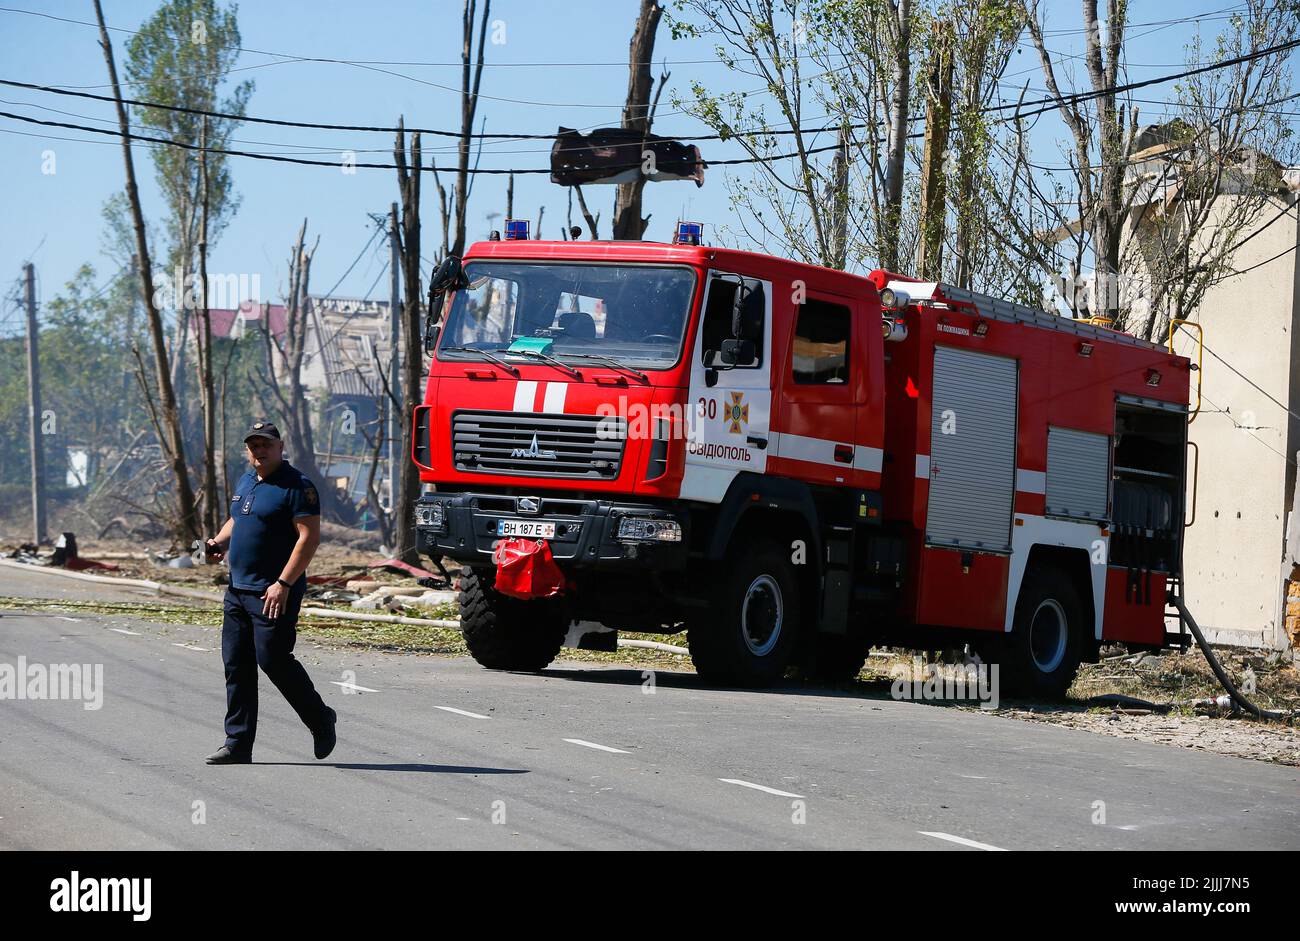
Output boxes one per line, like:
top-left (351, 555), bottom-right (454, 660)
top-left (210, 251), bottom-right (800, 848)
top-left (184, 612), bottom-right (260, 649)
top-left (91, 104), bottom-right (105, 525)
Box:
top-left (437, 262), bottom-right (696, 370)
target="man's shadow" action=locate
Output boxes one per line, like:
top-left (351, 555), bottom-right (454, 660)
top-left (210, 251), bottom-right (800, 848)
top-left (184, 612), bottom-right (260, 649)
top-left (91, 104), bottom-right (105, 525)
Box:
top-left (256, 762), bottom-right (528, 773)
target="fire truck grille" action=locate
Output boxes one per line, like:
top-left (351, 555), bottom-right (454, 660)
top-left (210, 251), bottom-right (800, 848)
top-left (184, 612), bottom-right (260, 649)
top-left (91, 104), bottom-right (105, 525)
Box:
top-left (451, 410), bottom-right (627, 479)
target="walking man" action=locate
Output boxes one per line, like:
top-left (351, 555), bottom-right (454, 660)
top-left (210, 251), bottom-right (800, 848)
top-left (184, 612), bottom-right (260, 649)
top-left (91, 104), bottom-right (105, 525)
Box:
top-left (203, 421), bottom-right (337, 764)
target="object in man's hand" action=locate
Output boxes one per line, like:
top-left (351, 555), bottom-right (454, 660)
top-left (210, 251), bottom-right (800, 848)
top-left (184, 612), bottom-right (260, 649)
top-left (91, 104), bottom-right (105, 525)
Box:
top-left (204, 539), bottom-right (226, 564)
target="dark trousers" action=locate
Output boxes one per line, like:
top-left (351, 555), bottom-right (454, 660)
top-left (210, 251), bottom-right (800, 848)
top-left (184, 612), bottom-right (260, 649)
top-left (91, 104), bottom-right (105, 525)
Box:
top-left (221, 584), bottom-right (327, 753)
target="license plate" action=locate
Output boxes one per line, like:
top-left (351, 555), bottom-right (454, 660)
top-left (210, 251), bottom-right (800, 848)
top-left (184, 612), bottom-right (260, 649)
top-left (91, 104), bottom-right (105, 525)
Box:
top-left (497, 519), bottom-right (557, 539)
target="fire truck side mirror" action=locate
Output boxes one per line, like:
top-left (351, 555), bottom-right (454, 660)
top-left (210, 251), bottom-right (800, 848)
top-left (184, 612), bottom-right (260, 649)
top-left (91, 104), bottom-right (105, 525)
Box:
top-left (730, 279), bottom-right (763, 344)
top-left (426, 255), bottom-right (467, 353)
top-left (430, 255), bottom-right (468, 295)
top-left (718, 338), bottom-right (754, 367)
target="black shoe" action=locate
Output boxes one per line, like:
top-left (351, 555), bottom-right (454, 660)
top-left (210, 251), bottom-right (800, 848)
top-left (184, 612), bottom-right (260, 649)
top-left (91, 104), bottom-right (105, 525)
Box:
top-left (205, 745), bottom-right (252, 765)
top-left (313, 707), bottom-right (337, 760)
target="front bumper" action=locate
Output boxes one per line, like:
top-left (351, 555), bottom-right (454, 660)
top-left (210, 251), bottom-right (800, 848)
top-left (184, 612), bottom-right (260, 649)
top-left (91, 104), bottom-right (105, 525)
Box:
top-left (416, 491), bottom-right (690, 571)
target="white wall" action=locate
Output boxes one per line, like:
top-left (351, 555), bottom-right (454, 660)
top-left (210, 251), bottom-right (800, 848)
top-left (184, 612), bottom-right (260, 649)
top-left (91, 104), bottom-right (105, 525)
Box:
top-left (1167, 196), bottom-right (1300, 649)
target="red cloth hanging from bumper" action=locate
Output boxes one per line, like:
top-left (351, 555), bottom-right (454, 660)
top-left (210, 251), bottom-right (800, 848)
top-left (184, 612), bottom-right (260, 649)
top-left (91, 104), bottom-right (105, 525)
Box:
top-left (491, 538), bottom-right (567, 600)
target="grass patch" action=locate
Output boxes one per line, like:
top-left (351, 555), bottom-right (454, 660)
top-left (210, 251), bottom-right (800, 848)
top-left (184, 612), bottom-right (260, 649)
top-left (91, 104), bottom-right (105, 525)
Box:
top-left (0, 595), bottom-right (693, 668)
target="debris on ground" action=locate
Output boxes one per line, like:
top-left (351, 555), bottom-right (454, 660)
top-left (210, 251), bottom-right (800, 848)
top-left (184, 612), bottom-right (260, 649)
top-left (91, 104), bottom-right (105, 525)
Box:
top-left (5, 533), bottom-right (120, 571)
top-left (367, 558), bottom-right (446, 583)
top-left (856, 647), bottom-right (1298, 766)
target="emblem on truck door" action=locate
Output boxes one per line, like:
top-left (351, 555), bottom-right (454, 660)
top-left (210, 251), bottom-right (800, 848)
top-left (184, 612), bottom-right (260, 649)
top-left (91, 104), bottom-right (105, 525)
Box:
top-left (511, 434), bottom-right (557, 460)
top-left (725, 392), bottom-right (750, 434)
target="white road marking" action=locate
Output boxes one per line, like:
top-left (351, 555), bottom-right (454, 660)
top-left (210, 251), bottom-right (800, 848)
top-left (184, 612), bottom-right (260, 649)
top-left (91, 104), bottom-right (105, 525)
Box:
top-left (563, 738), bottom-right (630, 754)
top-left (718, 778), bottom-right (805, 799)
top-left (919, 831), bottom-right (1007, 851)
top-left (331, 680), bottom-right (379, 693)
top-left (109, 628), bottom-right (140, 636)
top-left (436, 706), bottom-right (491, 720)
top-left (172, 643), bottom-right (211, 652)
top-left (56, 616), bottom-right (81, 622)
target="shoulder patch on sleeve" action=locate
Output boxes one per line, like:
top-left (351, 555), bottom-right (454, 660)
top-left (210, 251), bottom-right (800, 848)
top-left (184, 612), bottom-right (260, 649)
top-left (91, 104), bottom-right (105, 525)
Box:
top-left (304, 483), bottom-right (319, 507)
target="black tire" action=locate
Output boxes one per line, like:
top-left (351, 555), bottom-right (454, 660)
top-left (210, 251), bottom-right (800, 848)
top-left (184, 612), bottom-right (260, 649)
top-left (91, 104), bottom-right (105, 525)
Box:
top-left (1004, 567), bottom-right (1086, 698)
top-left (688, 541), bottom-right (801, 686)
top-left (801, 633), bottom-right (869, 685)
top-left (458, 566), bottom-right (568, 671)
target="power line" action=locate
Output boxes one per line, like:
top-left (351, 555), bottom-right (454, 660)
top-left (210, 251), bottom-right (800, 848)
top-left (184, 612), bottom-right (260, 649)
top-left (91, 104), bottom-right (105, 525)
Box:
top-left (5, 32), bottom-right (1296, 145)
top-left (1222, 239), bottom-right (1297, 278)
top-left (0, 27), bottom-right (1294, 182)
top-left (0, 3), bottom-right (1251, 66)
top-left (0, 77), bottom-right (546, 140)
top-left (319, 225), bottom-right (384, 299)
top-left (0, 75), bottom-right (872, 144)
top-left (990, 36), bottom-right (1300, 122)
top-left (0, 107), bottom-right (848, 173)
top-left (361, 261), bottom-right (388, 303)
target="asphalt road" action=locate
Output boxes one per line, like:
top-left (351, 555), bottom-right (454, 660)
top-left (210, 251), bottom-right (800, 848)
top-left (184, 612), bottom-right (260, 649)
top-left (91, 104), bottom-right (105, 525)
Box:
top-left (1, 565), bottom-right (1297, 850)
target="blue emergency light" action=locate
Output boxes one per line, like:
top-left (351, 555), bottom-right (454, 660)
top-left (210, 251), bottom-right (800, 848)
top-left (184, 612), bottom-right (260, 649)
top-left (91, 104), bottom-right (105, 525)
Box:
top-left (674, 221), bottom-right (703, 245)
top-left (504, 219), bottom-right (529, 240)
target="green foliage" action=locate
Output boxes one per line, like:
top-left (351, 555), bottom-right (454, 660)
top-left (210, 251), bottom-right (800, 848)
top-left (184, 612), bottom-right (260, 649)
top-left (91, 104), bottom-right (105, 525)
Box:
top-left (125, 0), bottom-right (251, 275)
top-left (0, 264), bottom-right (146, 489)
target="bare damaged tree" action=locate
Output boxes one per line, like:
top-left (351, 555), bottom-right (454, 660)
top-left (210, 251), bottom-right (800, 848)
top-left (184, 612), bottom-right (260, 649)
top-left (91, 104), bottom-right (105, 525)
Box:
top-left (393, 121), bottom-right (425, 564)
top-left (197, 116), bottom-right (219, 535)
top-left (1026, 0), bottom-right (1133, 317)
top-left (613, 0), bottom-right (665, 240)
top-left (914, 18), bottom-right (954, 280)
top-left (1125, 0), bottom-right (1300, 342)
top-left (93, 0), bottom-right (199, 543)
top-left (430, 159), bottom-right (451, 263)
top-left (259, 221), bottom-right (341, 520)
top-left (948, 0), bottom-right (1023, 289)
top-left (574, 185), bottom-right (601, 239)
top-left (881, 0), bottom-right (914, 271)
top-left (671, 0), bottom-right (849, 267)
top-left (451, 0), bottom-right (491, 258)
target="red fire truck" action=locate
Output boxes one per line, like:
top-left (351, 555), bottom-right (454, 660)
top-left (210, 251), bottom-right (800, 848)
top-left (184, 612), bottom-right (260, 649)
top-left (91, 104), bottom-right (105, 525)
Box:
top-left (411, 233), bottom-right (1193, 693)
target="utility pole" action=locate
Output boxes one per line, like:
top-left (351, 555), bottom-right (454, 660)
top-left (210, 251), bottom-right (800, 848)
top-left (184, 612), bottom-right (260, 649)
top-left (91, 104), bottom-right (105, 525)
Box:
top-left (387, 203), bottom-right (402, 511)
top-left (24, 262), bottom-right (47, 545)
top-left (124, 253), bottom-right (137, 397)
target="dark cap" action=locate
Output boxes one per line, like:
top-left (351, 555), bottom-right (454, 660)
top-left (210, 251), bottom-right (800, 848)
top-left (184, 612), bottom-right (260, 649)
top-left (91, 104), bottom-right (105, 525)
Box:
top-left (244, 421), bottom-right (281, 443)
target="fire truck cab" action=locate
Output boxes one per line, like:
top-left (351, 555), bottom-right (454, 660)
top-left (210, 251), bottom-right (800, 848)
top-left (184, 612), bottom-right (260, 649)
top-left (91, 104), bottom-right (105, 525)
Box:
top-left (412, 236), bottom-right (1193, 693)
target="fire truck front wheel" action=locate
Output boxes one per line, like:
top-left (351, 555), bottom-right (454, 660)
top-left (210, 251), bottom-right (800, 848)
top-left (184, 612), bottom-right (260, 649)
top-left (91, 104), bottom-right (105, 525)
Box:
top-left (1007, 567), bottom-right (1085, 698)
top-left (689, 542), bottom-right (800, 687)
top-left (458, 567), bottom-right (568, 672)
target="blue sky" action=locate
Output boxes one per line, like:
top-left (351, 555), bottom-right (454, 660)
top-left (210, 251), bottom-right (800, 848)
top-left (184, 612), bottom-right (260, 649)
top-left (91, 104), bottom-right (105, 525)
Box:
top-left (0, 0), bottom-right (1269, 326)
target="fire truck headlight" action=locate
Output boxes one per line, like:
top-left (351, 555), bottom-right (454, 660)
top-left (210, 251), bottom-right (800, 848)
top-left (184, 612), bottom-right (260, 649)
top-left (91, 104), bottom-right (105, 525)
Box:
top-left (416, 501), bottom-right (447, 532)
top-left (880, 287), bottom-right (910, 310)
top-left (616, 517), bottom-right (682, 543)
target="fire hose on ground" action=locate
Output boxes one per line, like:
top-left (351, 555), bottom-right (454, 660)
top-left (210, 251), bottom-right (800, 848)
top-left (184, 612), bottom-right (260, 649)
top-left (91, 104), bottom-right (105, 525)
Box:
top-left (1170, 594), bottom-right (1295, 722)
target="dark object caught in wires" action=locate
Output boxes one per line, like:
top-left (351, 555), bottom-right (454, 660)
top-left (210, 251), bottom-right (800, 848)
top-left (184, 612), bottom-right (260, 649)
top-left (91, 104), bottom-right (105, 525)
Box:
top-left (551, 127), bottom-right (705, 187)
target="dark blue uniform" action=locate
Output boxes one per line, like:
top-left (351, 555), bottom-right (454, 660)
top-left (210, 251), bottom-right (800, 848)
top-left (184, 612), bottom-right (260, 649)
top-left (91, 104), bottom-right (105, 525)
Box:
top-left (221, 460), bottom-right (328, 755)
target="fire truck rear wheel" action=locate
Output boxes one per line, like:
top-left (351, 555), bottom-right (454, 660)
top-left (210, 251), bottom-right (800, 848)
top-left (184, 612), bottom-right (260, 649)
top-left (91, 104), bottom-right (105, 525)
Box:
top-left (458, 566), bottom-right (568, 672)
top-left (689, 542), bottom-right (800, 687)
top-left (1007, 567), bottom-right (1085, 698)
